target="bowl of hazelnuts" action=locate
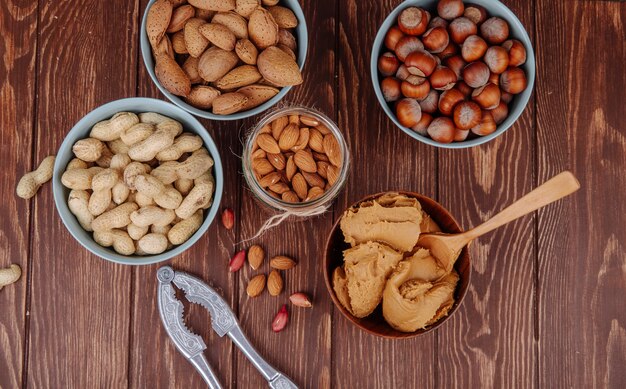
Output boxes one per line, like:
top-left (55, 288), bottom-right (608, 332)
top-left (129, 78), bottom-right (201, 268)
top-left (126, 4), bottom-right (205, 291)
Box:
top-left (371, 0), bottom-right (535, 148)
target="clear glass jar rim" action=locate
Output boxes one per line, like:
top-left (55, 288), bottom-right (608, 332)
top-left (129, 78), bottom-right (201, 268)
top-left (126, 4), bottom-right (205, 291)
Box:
top-left (242, 105), bottom-right (351, 212)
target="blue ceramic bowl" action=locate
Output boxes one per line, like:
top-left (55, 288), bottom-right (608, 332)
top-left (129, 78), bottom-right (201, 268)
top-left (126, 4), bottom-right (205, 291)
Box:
top-left (52, 98), bottom-right (224, 265)
top-left (140, 0), bottom-right (308, 120)
top-left (371, 0), bottom-right (535, 148)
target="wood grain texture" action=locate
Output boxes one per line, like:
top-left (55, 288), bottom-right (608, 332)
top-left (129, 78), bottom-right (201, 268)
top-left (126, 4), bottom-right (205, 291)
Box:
top-left (25, 0), bottom-right (138, 387)
top-left (128, 2), bottom-right (237, 388)
top-left (334, 1), bottom-right (438, 388)
top-left (535, 2), bottom-right (626, 388)
top-left (0, 0), bottom-right (38, 387)
top-left (436, 1), bottom-right (537, 387)
top-left (235, 1), bottom-right (336, 388)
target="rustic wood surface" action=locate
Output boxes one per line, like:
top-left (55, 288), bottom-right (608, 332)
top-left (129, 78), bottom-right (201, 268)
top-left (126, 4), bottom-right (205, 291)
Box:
top-left (1, 0), bottom-right (624, 388)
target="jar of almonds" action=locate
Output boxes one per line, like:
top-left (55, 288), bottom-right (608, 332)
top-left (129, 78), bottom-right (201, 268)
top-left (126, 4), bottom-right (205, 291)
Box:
top-left (243, 106), bottom-right (350, 217)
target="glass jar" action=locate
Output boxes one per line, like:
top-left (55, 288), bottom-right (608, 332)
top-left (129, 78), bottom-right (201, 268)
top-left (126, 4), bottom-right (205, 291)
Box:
top-left (242, 106), bottom-right (350, 218)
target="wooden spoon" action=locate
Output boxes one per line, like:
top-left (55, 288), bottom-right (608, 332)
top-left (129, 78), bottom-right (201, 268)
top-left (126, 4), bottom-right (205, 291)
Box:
top-left (418, 171), bottom-right (580, 272)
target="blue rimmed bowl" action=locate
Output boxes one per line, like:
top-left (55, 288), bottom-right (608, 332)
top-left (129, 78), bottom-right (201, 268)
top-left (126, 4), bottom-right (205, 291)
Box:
top-left (52, 98), bottom-right (223, 265)
top-left (140, 0), bottom-right (308, 120)
top-left (371, 0), bottom-right (535, 148)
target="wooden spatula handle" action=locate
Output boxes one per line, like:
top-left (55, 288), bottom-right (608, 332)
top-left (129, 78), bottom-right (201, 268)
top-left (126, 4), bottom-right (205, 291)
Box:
top-left (464, 171), bottom-right (580, 241)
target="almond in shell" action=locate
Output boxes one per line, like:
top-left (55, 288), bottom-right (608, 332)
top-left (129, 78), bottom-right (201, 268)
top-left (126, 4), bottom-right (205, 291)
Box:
top-left (189, 0), bottom-right (235, 12)
top-left (185, 86), bottom-right (221, 109)
top-left (268, 6), bottom-right (298, 29)
top-left (256, 133), bottom-right (281, 154)
top-left (198, 46), bottom-right (239, 82)
top-left (278, 28), bottom-right (297, 51)
top-left (257, 46), bottom-right (302, 87)
top-left (155, 54), bottom-right (192, 96)
top-left (270, 255), bottom-right (296, 270)
top-left (167, 4), bottom-right (195, 33)
top-left (267, 270), bottom-right (283, 296)
top-left (235, 39), bottom-right (259, 65)
top-left (246, 274), bottom-right (266, 297)
top-left (172, 31), bottom-right (188, 54)
top-left (146, 0), bottom-right (173, 50)
top-left (278, 123), bottom-right (299, 150)
top-left (184, 18), bottom-right (210, 57)
top-left (182, 56), bottom-right (202, 83)
top-left (212, 92), bottom-right (248, 115)
top-left (237, 84), bottom-right (279, 110)
top-left (212, 11), bottom-right (248, 39)
top-left (248, 8), bottom-right (279, 49)
top-left (235, 0), bottom-right (260, 18)
top-left (216, 65), bottom-right (262, 90)
top-left (199, 23), bottom-right (236, 51)
top-left (248, 244), bottom-right (265, 270)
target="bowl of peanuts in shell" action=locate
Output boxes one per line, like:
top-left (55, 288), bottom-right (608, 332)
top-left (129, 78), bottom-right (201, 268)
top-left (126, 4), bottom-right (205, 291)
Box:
top-left (52, 98), bottom-right (223, 265)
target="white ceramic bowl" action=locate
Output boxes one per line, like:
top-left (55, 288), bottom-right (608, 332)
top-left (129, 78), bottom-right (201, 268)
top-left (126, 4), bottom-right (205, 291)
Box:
top-left (140, 0), bottom-right (308, 120)
top-left (371, 0), bottom-right (535, 148)
top-left (52, 98), bottom-right (223, 265)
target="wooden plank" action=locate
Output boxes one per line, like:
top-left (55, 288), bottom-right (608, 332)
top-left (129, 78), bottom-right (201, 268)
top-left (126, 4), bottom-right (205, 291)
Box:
top-left (0, 0), bottom-right (38, 387)
top-left (25, 0), bottom-right (138, 386)
top-left (333, 1), bottom-right (438, 388)
top-left (435, 1), bottom-right (537, 387)
top-left (235, 1), bottom-right (337, 388)
top-left (535, 2), bottom-right (626, 388)
top-left (128, 2), bottom-right (238, 389)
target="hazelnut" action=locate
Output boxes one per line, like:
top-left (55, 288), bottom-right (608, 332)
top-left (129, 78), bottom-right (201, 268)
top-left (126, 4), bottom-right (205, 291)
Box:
top-left (489, 101), bottom-right (509, 124)
top-left (428, 16), bottom-right (449, 30)
top-left (384, 26), bottom-right (405, 51)
top-left (395, 64), bottom-right (410, 80)
top-left (401, 76), bottom-right (431, 99)
top-left (396, 98), bottom-right (423, 127)
top-left (395, 36), bottom-right (424, 61)
top-left (501, 91), bottom-right (514, 104)
top-left (438, 88), bottom-right (465, 116)
top-left (480, 17), bottom-right (510, 44)
top-left (471, 110), bottom-right (497, 136)
top-left (471, 82), bottom-right (501, 109)
top-left (449, 17), bottom-right (477, 44)
top-left (378, 52), bottom-right (400, 77)
top-left (488, 72), bottom-right (500, 86)
top-left (462, 61), bottom-right (490, 88)
top-left (463, 4), bottom-right (487, 25)
top-left (437, 0), bottom-right (464, 21)
top-left (502, 39), bottom-right (527, 67)
top-left (483, 46), bottom-right (510, 74)
top-left (405, 51), bottom-right (437, 77)
top-left (430, 66), bottom-right (457, 91)
top-left (461, 35), bottom-right (488, 62)
top-left (453, 101), bottom-right (482, 130)
top-left (500, 67), bottom-right (527, 94)
top-left (422, 27), bottom-right (449, 53)
top-left (455, 80), bottom-right (473, 98)
top-left (381, 77), bottom-right (402, 102)
top-left (454, 128), bottom-right (470, 142)
top-left (437, 42), bottom-right (459, 60)
top-left (445, 55), bottom-right (467, 79)
top-left (418, 89), bottom-right (439, 114)
top-left (411, 112), bottom-right (433, 136)
top-left (398, 7), bottom-right (429, 36)
top-left (427, 117), bottom-right (455, 143)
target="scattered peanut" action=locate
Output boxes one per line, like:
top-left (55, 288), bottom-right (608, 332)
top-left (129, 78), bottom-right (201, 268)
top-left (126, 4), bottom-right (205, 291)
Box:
top-left (0, 264), bottom-right (22, 290)
top-left (16, 156), bottom-right (56, 199)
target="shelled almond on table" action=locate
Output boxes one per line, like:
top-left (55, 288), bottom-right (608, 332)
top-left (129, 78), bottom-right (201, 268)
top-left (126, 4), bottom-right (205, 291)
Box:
top-left (146, 0), bottom-right (303, 115)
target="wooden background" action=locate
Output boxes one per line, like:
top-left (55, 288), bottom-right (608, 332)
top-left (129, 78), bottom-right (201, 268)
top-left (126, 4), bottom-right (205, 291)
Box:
top-left (1, 0), bottom-right (625, 387)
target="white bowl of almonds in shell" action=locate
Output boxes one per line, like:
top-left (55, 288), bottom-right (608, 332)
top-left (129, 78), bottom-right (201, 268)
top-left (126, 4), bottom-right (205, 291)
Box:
top-left (52, 98), bottom-right (223, 266)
